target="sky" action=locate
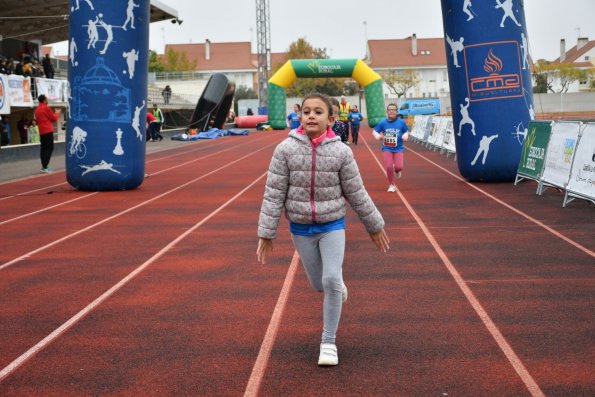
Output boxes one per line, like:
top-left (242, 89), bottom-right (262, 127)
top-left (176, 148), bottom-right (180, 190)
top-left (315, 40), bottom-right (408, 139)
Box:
top-left (52, 0), bottom-right (595, 63)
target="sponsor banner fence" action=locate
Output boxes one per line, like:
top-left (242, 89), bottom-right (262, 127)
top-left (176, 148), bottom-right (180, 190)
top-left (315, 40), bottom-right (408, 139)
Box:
top-left (7, 75), bottom-right (33, 107)
top-left (538, 121), bottom-right (580, 194)
top-left (564, 123), bottom-right (595, 206)
top-left (515, 121), bottom-right (552, 184)
top-left (35, 78), bottom-right (66, 102)
top-left (0, 74), bottom-right (9, 115)
top-left (410, 115), bottom-right (457, 156)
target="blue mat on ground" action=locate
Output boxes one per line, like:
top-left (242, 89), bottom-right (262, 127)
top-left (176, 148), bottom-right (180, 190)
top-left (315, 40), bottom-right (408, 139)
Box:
top-left (170, 128), bottom-right (249, 141)
top-left (226, 129), bottom-right (249, 136)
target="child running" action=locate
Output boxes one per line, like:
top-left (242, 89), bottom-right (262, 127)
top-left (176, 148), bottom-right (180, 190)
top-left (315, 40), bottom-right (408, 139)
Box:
top-left (257, 93), bottom-right (390, 366)
top-left (348, 105), bottom-right (363, 145)
top-left (373, 104), bottom-right (410, 192)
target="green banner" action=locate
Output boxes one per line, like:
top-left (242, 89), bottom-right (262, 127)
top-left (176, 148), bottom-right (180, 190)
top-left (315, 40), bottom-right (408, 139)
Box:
top-left (517, 121), bottom-right (552, 179)
top-left (291, 59), bottom-right (356, 78)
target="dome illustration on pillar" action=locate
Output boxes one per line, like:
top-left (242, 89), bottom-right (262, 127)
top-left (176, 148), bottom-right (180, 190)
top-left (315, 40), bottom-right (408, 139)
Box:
top-left (72, 57), bottom-right (131, 123)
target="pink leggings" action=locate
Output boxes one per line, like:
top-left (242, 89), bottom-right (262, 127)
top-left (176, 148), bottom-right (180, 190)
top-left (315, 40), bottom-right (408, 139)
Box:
top-left (382, 151), bottom-right (403, 185)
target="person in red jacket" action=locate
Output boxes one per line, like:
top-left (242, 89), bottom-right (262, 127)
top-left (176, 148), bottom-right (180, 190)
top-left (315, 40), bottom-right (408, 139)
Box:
top-left (34, 94), bottom-right (60, 173)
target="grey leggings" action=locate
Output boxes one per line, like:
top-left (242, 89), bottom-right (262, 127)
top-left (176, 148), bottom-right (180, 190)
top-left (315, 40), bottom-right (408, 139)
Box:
top-left (292, 230), bottom-right (345, 344)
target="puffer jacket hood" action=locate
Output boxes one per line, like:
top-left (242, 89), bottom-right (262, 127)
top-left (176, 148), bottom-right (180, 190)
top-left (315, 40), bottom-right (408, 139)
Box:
top-left (258, 129), bottom-right (385, 239)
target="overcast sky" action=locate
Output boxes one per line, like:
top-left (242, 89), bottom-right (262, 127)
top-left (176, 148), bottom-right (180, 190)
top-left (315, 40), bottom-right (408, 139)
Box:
top-left (51, 0), bottom-right (595, 63)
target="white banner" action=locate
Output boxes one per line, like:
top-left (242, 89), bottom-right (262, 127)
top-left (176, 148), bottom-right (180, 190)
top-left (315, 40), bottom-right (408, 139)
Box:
top-left (443, 119), bottom-right (457, 153)
top-left (7, 75), bottom-right (33, 107)
top-left (0, 74), bottom-right (10, 115)
top-left (35, 78), bottom-right (64, 102)
top-left (541, 121), bottom-right (581, 189)
top-left (566, 123), bottom-right (595, 199)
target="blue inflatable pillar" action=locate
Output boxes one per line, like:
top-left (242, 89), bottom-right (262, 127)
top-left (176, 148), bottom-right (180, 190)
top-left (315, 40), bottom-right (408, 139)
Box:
top-left (441, 0), bottom-right (534, 181)
top-left (66, 0), bottom-right (150, 190)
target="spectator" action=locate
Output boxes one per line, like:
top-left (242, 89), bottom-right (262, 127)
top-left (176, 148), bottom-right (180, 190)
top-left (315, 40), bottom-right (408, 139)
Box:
top-left (5, 58), bottom-right (15, 75)
top-left (32, 59), bottom-right (44, 78)
top-left (28, 119), bottom-right (40, 143)
top-left (0, 58), bottom-right (8, 75)
top-left (42, 54), bottom-right (55, 79)
top-left (151, 103), bottom-right (164, 141)
top-left (17, 115), bottom-right (30, 144)
top-left (35, 94), bottom-right (61, 173)
top-left (0, 116), bottom-right (8, 146)
top-left (247, 108), bottom-right (254, 116)
top-left (162, 85), bottom-right (172, 104)
top-left (21, 57), bottom-right (33, 77)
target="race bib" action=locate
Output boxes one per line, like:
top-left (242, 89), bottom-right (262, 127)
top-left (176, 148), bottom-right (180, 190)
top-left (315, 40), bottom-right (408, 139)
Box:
top-left (383, 132), bottom-right (397, 147)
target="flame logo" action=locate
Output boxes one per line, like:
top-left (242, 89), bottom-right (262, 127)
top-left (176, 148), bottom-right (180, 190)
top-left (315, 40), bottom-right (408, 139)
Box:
top-left (483, 49), bottom-right (503, 74)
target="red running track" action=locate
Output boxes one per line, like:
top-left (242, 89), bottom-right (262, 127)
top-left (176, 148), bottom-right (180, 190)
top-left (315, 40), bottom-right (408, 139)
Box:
top-left (0, 128), bottom-right (593, 396)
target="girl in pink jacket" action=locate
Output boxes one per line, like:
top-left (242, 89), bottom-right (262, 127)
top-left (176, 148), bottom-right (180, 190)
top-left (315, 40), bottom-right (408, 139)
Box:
top-left (257, 93), bottom-right (390, 366)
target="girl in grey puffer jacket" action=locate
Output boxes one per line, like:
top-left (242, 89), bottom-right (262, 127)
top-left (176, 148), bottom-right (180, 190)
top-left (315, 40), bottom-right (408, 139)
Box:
top-left (257, 93), bottom-right (390, 367)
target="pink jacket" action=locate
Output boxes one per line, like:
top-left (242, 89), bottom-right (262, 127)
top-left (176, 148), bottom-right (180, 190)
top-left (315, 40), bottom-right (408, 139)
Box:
top-left (258, 128), bottom-right (384, 239)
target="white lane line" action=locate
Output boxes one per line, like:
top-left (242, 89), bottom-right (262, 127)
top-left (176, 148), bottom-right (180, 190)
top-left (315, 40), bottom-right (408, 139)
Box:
top-left (407, 146), bottom-right (594, 259)
top-left (0, 134), bottom-right (251, 201)
top-left (0, 182), bottom-right (68, 202)
top-left (244, 250), bottom-right (300, 397)
top-left (0, 142), bottom-right (278, 271)
top-left (0, 133), bottom-right (274, 227)
top-left (0, 193), bottom-right (99, 226)
top-left (362, 137), bottom-right (546, 397)
top-left (0, 172), bottom-right (267, 383)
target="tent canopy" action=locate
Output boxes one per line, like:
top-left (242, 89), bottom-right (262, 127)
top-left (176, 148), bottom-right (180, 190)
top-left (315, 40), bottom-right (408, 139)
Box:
top-left (0, 0), bottom-right (178, 46)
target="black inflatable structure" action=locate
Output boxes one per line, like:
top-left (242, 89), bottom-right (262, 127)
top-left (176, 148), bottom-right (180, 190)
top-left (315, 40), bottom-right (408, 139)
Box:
top-left (190, 73), bottom-right (236, 132)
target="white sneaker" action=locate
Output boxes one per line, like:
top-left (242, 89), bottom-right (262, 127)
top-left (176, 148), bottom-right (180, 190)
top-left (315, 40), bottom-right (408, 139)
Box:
top-left (342, 283), bottom-right (348, 303)
top-left (318, 343), bottom-right (338, 366)
top-left (387, 184), bottom-right (397, 193)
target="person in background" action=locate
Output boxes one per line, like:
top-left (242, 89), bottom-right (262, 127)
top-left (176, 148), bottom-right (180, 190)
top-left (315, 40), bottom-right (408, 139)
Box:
top-left (329, 97), bottom-right (348, 144)
top-left (257, 92), bottom-right (389, 367)
top-left (17, 115), bottom-right (30, 144)
top-left (146, 112), bottom-right (158, 142)
top-left (1, 116), bottom-right (11, 146)
top-left (42, 54), bottom-right (55, 79)
top-left (373, 104), bottom-right (410, 193)
top-left (246, 108), bottom-right (254, 116)
top-left (338, 95), bottom-right (351, 144)
top-left (0, 58), bottom-right (9, 75)
top-left (348, 105), bottom-right (363, 145)
top-left (28, 119), bottom-right (40, 143)
top-left (162, 85), bottom-right (172, 104)
top-left (35, 94), bottom-right (61, 173)
top-left (152, 103), bottom-right (164, 141)
top-left (286, 103), bottom-right (301, 130)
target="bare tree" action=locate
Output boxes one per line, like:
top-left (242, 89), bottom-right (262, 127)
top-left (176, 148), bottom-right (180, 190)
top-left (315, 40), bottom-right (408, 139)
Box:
top-left (380, 69), bottom-right (419, 98)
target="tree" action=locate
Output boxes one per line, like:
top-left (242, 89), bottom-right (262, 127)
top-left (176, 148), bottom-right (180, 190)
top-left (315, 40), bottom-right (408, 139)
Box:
top-left (271, 38), bottom-right (354, 97)
top-left (533, 59), bottom-right (584, 93)
top-left (233, 85), bottom-right (258, 114)
top-left (148, 48), bottom-right (197, 72)
top-left (148, 50), bottom-right (165, 73)
top-left (380, 69), bottom-right (419, 98)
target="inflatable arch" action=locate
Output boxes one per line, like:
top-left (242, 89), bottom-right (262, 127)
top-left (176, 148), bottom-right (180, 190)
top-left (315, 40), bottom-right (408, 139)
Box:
top-left (267, 59), bottom-right (385, 129)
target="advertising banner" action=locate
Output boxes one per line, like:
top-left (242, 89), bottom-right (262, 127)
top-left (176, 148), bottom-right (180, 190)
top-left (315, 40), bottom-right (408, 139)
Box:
top-left (540, 122), bottom-right (580, 190)
top-left (7, 75), bottom-right (33, 107)
top-left (35, 78), bottom-right (65, 102)
top-left (566, 123), bottom-right (595, 201)
top-left (0, 74), bottom-right (10, 115)
top-left (516, 121), bottom-right (552, 181)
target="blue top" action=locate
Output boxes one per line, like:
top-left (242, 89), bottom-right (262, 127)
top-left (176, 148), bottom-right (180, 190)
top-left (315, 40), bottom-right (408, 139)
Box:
top-left (287, 112), bottom-right (301, 129)
top-left (374, 118), bottom-right (409, 152)
top-left (348, 111), bottom-right (363, 126)
top-left (290, 217), bottom-right (345, 236)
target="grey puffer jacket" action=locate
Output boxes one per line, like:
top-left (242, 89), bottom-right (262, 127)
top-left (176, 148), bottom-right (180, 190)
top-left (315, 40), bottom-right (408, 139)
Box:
top-left (258, 130), bottom-right (385, 239)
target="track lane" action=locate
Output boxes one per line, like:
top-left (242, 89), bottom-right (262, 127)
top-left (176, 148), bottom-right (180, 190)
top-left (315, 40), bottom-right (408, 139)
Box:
top-left (0, 133), bottom-right (281, 266)
top-left (0, 135), bottom-right (285, 377)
